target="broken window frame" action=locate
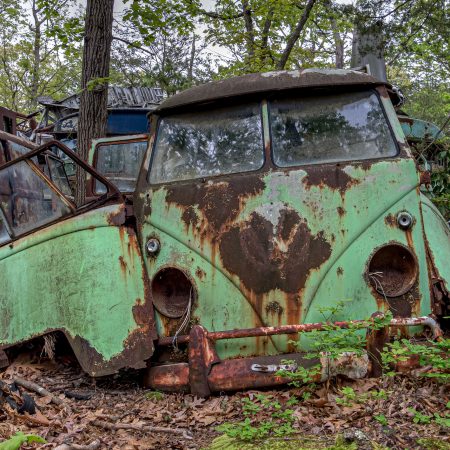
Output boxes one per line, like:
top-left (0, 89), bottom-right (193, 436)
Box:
top-left (0, 140), bottom-right (121, 244)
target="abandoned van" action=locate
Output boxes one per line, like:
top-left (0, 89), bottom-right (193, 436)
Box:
top-left (0, 69), bottom-right (448, 395)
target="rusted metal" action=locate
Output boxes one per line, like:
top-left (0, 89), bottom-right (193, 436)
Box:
top-left (158, 315), bottom-right (442, 346)
top-left (419, 170), bottom-right (431, 186)
top-left (366, 312), bottom-right (389, 377)
top-left (367, 243), bottom-right (418, 297)
top-left (148, 315), bottom-right (442, 394)
top-left (188, 325), bottom-right (220, 397)
top-left (156, 69), bottom-right (387, 113)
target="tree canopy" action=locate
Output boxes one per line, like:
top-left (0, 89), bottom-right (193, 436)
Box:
top-left (0, 0), bottom-right (448, 125)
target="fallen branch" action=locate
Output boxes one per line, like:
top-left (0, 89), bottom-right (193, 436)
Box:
top-left (13, 377), bottom-right (66, 407)
top-left (54, 440), bottom-right (101, 450)
top-left (13, 411), bottom-right (51, 427)
top-left (92, 419), bottom-right (193, 440)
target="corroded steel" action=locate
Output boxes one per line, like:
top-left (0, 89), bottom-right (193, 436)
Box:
top-left (135, 82), bottom-right (436, 362)
top-left (146, 317), bottom-right (441, 394)
top-left (157, 315), bottom-right (442, 346)
top-left (157, 69), bottom-right (386, 112)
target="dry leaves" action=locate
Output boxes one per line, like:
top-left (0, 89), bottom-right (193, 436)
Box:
top-left (0, 358), bottom-right (449, 449)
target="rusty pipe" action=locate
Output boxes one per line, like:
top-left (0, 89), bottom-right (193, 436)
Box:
top-left (158, 315), bottom-right (442, 346)
top-left (388, 316), bottom-right (442, 340)
top-left (145, 351), bottom-right (370, 393)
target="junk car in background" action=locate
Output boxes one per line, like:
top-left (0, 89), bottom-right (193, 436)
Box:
top-left (0, 69), bottom-right (448, 395)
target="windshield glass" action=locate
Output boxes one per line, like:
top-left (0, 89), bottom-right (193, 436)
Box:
top-left (149, 103), bottom-right (264, 184)
top-left (95, 140), bottom-right (147, 193)
top-left (270, 91), bottom-right (397, 166)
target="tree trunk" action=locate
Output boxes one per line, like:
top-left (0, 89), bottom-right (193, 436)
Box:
top-left (332, 26), bottom-right (344, 69)
top-left (76, 0), bottom-right (114, 205)
top-left (187, 33), bottom-right (196, 84)
top-left (241, 0), bottom-right (255, 65)
top-left (30, 0), bottom-right (42, 107)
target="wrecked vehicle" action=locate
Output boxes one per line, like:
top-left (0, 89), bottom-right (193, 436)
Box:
top-left (87, 134), bottom-right (148, 197)
top-left (1, 69), bottom-right (449, 396)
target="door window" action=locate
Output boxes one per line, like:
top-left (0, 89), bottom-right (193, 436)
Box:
top-left (0, 160), bottom-right (72, 236)
top-left (95, 140), bottom-right (147, 193)
top-left (0, 209), bottom-right (11, 244)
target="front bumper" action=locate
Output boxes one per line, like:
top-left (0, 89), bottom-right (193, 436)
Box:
top-left (145, 314), bottom-right (442, 397)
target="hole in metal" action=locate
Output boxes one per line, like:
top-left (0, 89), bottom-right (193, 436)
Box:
top-left (152, 268), bottom-right (193, 318)
top-left (368, 243), bottom-right (418, 297)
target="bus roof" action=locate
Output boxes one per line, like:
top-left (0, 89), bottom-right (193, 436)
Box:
top-left (156, 69), bottom-right (388, 113)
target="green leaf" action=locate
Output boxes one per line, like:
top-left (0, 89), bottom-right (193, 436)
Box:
top-left (0, 432), bottom-right (46, 450)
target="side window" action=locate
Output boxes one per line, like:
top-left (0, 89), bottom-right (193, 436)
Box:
top-left (47, 155), bottom-right (73, 196)
top-left (0, 161), bottom-right (72, 236)
top-left (0, 209), bottom-right (11, 244)
top-left (270, 91), bottom-right (398, 167)
top-left (9, 141), bottom-right (33, 159)
top-left (149, 103), bottom-right (264, 184)
top-left (94, 140), bottom-right (147, 193)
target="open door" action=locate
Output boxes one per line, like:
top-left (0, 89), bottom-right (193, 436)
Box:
top-left (0, 141), bottom-right (155, 376)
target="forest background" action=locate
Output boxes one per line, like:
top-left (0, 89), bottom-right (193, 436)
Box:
top-left (0, 0), bottom-right (448, 128)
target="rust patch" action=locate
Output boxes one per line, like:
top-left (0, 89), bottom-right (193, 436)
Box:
top-left (166, 176), bottom-right (265, 232)
top-left (195, 267), bottom-right (206, 280)
top-left (302, 166), bottom-right (359, 194)
top-left (181, 206), bottom-right (199, 230)
top-left (118, 256), bottom-right (127, 275)
top-left (265, 301), bottom-right (284, 315)
top-left (337, 206), bottom-right (345, 217)
top-left (68, 326), bottom-right (154, 377)
top-left (132, 297), bottom-right (153, 328)
top-left (384, 213), bottom-right (396, 227)
top-left (107, 206), bottom-right (126, 226)
top-left (219, 210), bottom-right (332, 295)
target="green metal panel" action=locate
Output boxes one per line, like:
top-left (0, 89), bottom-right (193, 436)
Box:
top-left (399, 116), bottom-right (443, 141)
top-left (137, 150), bottom-right (430, 359)
top-left (0, 203), bottom-right (154, 375)
top-left (420, 193), bottom-right (450, 290)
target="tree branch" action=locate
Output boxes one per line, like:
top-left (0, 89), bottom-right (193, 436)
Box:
top-left (200, 10), bottom-right (244, 20)
top-left (277, 0), bottom-right (318, 69)
top-left (112, 36), bottom-right (156, 57)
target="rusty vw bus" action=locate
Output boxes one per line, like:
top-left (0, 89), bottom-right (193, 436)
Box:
top-left (0, 69), bottom-right (448, 395)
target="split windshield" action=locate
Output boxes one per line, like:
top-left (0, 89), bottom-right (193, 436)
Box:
top-left (270, 91), bottom-right (398, 166)
top-left (149, 90), bottom-right (397, 184)
top-left (149, 103), bottom-right (264, 184)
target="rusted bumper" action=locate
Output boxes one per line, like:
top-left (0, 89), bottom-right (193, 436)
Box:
top-left (145, 315), bottom-right (442, 396)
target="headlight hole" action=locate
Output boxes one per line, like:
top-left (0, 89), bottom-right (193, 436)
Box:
top-left (367, 243), bottom-right (418, 297)
top-left (152, 268), bottom-right (194, 318)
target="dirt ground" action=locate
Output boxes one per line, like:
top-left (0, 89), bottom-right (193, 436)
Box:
top-left (0, 353), bottom-right (449, 450)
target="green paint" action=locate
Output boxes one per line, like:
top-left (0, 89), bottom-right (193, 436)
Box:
top-left (136, 92), bottom-right (446, 361)
top-left (0, 204), bottom-right (151, 370)
top-left (420, 193), bottom-right (450, 290)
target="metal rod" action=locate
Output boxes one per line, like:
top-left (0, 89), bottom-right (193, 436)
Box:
top-left (157, 315), bottom-right (442, 346)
